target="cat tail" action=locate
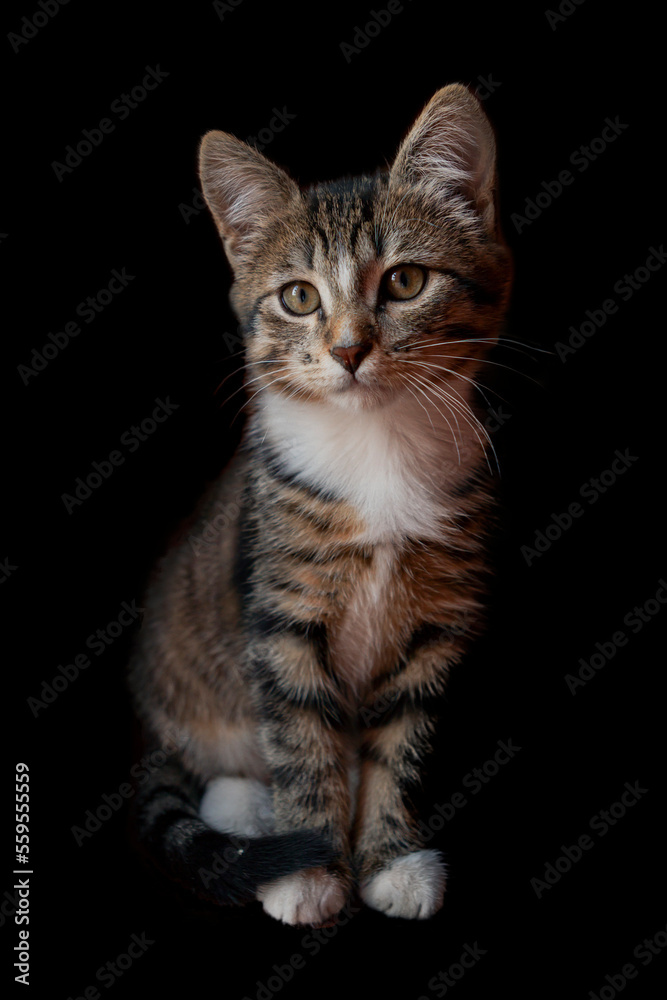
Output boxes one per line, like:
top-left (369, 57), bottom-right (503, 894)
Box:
top-left (131, 752), bottom-right (335, 906)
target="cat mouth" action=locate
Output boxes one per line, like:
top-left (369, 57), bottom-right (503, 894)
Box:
top-left (336, 370), bottom-right (372, 393)
top-left (329, 369), bottom-right (395, 410)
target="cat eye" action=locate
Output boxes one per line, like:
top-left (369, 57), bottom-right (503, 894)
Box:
top-left (281, 281), bottom-right (321, 315)
top-left (383, 264), bottom-right (426, 301)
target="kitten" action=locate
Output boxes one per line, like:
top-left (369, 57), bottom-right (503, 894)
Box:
top-left (128, 84), bottom-right (512, 925)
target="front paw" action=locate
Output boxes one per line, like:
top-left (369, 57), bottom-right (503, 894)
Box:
top-left (257, 868), bottom-right (347, 926)
top-left (360, 850), bottom-right (446, 919)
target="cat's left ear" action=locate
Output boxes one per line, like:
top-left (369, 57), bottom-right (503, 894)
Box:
top-left (198, 131), bottom-right (301, 266)
top-left (389, 84), bottom-right (499, 234)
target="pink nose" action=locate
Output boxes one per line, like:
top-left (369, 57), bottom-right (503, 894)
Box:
top-left (330, 342), bottom-right (372, 374)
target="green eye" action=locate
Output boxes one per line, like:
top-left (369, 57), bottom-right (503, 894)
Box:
top-left (281, 281), bottom-right (321, 315)
top-left (384, 264), bottom-right (426, 301)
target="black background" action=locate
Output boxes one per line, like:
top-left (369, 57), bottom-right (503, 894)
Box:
top-left (3, 2), bottom-right (665, 998)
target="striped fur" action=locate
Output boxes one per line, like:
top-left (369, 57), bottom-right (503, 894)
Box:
top-left (128, 85), bottom-right (513, 924)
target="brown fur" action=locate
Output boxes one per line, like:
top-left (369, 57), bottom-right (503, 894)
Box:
top-left (128, 84), bottom-right (513, 922)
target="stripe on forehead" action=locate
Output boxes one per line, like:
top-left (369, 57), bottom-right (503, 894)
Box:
top-left (334, 235), bottom-right (356, 297)
top-left (310, 218), bottom-right (377, 299)
top-left (309, 232), bottom-right (358, 307)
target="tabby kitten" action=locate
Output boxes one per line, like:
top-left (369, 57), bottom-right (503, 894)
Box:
top-left (128, 84), bottom-right (512, 925)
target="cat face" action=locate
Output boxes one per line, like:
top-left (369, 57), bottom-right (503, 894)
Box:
top-left (199, 85), bottom-right (512, 416)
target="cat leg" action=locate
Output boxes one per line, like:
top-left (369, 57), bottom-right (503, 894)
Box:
top-left (256, 868), bottom-right (348, 927)
top-left (354, 737), bottom-right (447, 919)
top-left (353, 634), bottom-right (458, 918)
top-left (248, 628), bottom-right (353, 926)
top-left (360, 850), bottom-right (446, 920)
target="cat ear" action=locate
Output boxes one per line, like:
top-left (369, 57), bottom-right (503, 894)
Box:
top-left (198, 131), bottom-right (300, 265)
top-left (389, 84), bottom-right (498, 233)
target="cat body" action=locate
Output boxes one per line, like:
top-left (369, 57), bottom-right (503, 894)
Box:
top-left (128, 85), bottom-right (512, 925)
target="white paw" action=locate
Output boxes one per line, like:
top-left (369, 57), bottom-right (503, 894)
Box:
top-left (360, 850), bottom-right (446, 919)
top-left (257, 869), bottom-right (346, 926)
top-left (199, 777), bottom-right (274, 837)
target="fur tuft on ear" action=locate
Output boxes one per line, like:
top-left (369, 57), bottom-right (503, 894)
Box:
top-left (198, 131), bottom-right (300, 266)
top-left (390, 84), bottom-right (499, 233)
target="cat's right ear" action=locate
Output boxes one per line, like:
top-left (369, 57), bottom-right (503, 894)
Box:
top-left (198, 132), bottom-right (300, 267)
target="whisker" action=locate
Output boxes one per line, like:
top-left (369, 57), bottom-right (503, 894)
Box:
top-left (405, 367), bottom-right (478, 434)
top-left (405, 367), bottom-right (464, 439)
top-left (283, 381), bottom-right (315, 406)
top-left (405, 369), bottom-right (498, 475)
top-left (398, 356), bottom-right (510, 407)
top-left (224, 366), bottom-right (293, 416)
top-left (401, 371), bottom-right (462, 464)
top-left (402, 341), bottom-right (548, 383)
top-left (220, 366), bottom-right (290, 408)
top-left (397, 356), bottom-right (495, 406)
top-left (404, 335), bottom-right (551, 355)
top-left (209, 345), bottom-right (247, 367)
top-left (421, 352), bottom-right (542, 387)
top-left (214, 358), bottom-right (290, 396)
top-left (420, 351), bottom-right (537, 377)
top-left (231, 373), bottom-right (295, 426)
top-left (399, 376), bottom-right (437, 434)
top-left (409, 369), bottom-right (497, 476)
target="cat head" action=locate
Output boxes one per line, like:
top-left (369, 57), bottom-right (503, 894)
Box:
top-left (198, 84), bottom-right (512, 416)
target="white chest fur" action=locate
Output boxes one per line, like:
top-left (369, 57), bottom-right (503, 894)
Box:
top-left (257, 388), bottom-right (482, 544)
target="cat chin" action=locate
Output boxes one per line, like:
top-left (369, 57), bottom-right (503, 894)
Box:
top-left (326, 380), bottom-right (395, 413)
